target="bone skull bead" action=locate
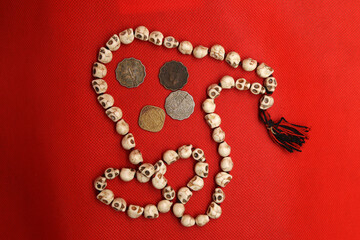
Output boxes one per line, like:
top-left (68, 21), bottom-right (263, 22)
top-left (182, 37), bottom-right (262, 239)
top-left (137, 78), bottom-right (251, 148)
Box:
top-left (220, 75), bottom-right (235, 89)
top-left (194, 162), bottom-right (209, 178)
top-left (218, 141), bottom-right (231, 157)
top-left (138, 163), bottom-right (155, 178)
top-left (257, 62), bottom-right (274, 78)
top-left (136, 170), bottom-right (150, 183)
top-left (97, 189), bottom-right (114, 205)
top-left (129, 149), bottom-right (143, 165)
top-left (242, 58), bottom-right (257, 71)
top-left (213, 188), bottom-right (225, 204)
top-left (111, 197), bottom-right (127, 212)
top-left (157, 200), bottom-right (173, 213)
top-left (98, 47), bottom-right (113, 64)
top-left (163, 36), bottom-right (179, 48)
top-left (259, 95), bottom-right (274, 110)
top-left (94, 176), bottom-right (107, 191)
top-left (154, 160), bottom-right (167, 174)
top-left (116, 119), bottom-right (129, 136)
top-left (202, 98), bottom-right (216, 113)
top-left (220, 157), bottom-right (234, 172)
top-left (250, 83), bottom-right (266, 95)
top-left (264, 77), bottom-right (277, 93)
top-left (205, 113), bottom-right (221, 129)
top-left (235, 78), bottom-right (251, 91)
top-left (121, 133), bottom-right (135, 150)
top-left (178, 41), bottom-right (193, 55)
top-left (210, 44), bottom-right (225, 60)
top-left (127, 205), bottom-right (144, 218)
top-left (195, 215), bottom-right (210, 227)
top-left (149, 31), bottom-right (164, 46)
top-left (92, 62), bottom-right (107, 78)
top-left (134, 26), bottom-right (149, 41)
top-left (119, 168), bottom-right (136, 182)
top-left (97, 94), bottom-right (114, 109)
top-left (178, 144), bottom-right (193, 159)
top-left (193, 45), bottom-right (208, 59)
top-left (181, 215), bottom-right (195, 227)
top-left (106, 107), bottom-right (123, 122)
top-left (187, 175), bottom-right (204, 191)
top-left (144, 204), bottom-right (159, 219)
top-left (207, 202), bottom-right (222, 219)
top-left (152, 172), bottom-right (168, 189)
top-left (173, 203), bottom-right (185, 218)
top-left (212, 127), bottom-right (225, 143)
top-left (163, 150), bottom-right (179, 165)
top-left (92, 79), bottom-right (108, 94)
top-left (119, 28), bottom-right (134, 44)
top-left (177, 187), bottom-right (192, 204)
top-left (215, 172), bottom-right (232, 187)
top-left (106, 34), bottom-right (120, 51)
top-left (162, 186), bottom-right (176, 200)
top-left (104, 168), bottom-right (119, 180)
top-left (207, 84), bottom-right (222, 99)
top-left (192, 148), bottom-right (205, 162)
top-left (225, 51), bottom-right (241, 68)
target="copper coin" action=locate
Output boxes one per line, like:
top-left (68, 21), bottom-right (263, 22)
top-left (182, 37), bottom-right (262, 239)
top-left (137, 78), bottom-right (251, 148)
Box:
top-left (165, 90), bottom-right (195, 120)
top-left (116, 58), bottom-right (146, 88)
top-left (159, 61), bottom-right (188, 91)
top-left (138, 105), bottom-right (166, 132)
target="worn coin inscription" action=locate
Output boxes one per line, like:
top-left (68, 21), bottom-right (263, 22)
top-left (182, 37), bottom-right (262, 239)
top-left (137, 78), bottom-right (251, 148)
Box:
top-left (159, 61), bottom-right (188, 91)
top-left (165, 90), bottom-right (195, 120)
top-left (138, 105), bottom-right (166, 132)
top-left (116, 58), bottom-right (146, 88)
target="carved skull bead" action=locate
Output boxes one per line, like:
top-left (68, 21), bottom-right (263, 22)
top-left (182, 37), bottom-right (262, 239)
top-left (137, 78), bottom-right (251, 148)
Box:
top-left (94, 176), bottom-right (107, 191)
top-left (136, 170), bottom-right (150, 183)
top-left (210, 44), bottom-right (225, 60)
top-left (116, 119), bottom-right (129, 136)
top-left (177, 144), bottom-right (193, 159)
top-left (157, 200), bottom-right (173, 213)
top-left (264, 77), bottom-right (277, 93)
top-left (178, 41), bottom-right (193, 55)
top-left (129, 149), bottom-right (143, 165)
top-left (138, 163), bottom-right (155, 178)
top-left (213, 188), bottom-right (225, 204)
top-left (106, 34), bottom-right (120, 51)
top-left (149, 31), bottom-right (164, 46)
top-left (92, 79), bottom-right (108, 94)
top-left (207, 202), bottom-right (222, 219)
top-left (225, 51), bottom-right (241, 68)
top-left (106, 107), bottom-right (123, 122)
top-left (193, 45), bottom-right (208, 58)
top-left (192, 148), bottom-right (205, 162)
top-left (163, 36), bottom-right (179, 48)
top-left (202, 98), bottom-right (216, 113)
top-left (235, 78), bottom-right (251, 91)
top-left (119, 168), bottom-right (136, 182)
top-left (257, 62), bottom-right (274, 78)
top-left (127, 205), bottom-right (144, 218)
top-left (205, 113), bottom-right (221, 129)
top-left (218, 141), bottom-right (231, 157)
top-left (121, 133), bottom-right (135, 150)
top-left (250, 82), bottom-right (266, 95)
top-left (212, 127), bottom-right (225, 143)
top-left (207, 84), bottom-right (222, 99)
top-left (220, 157), bottom-right (234, 172)
top-left (104, 168), bottom-right (119, 180)
top-left (144, 204), bottom-right (159, 219)
top-left (177, 187), bottom-right (193, 204)
top-left (98, 47), bottom-right (113, 64)
top-left (194, 162), bottom-right (209, 178)
top-left (162, 186), bottom-right (176, 200)
top-left (119, 28), bottom-right (134, 44)
top-left (259, 95), bottom-right (274, 110)
top-left (111, 198), bottom-right (127, 212)
top-left (152, 172), bottom-right (168, 189)
top-left (172, 203), bottom-right (185, 218)
top-left (195, 215), bottom-right (210, 227)
top-left (97, 189), bottom-right (114, 205)
top-left (92, 62), bottom-right (107, 78)
top-left (134, 26), bottom-right (149, 41)
top-left (181, 215), bottom-right (195, 227)
top-left (163, 150), bottom-right (179, 165)
top-left (187, 175), bottom-right (204, 191)
top-left (242, 58), bottom-right (257, 71)
top-left (154, 160), bottom-right (167, 174)
top-left (215, 172), bottom-right (232, 187)
top-left (220, 75), bottom-right (235, 89)
top-left (97, 94), bottom-right (114, 109)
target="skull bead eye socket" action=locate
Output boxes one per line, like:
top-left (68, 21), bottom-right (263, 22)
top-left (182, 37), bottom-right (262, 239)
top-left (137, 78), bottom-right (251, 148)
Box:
top-left (264, 98), bottom-right (269, 103)
top-left (136, 34), bottom-right (142, 38)
top-left (268, 79), bottom-right (273, 83)
top-left (254, 84), bottom-right (259, 89)
top-left (108, 40), bottom-right (113, 45)
top-left (197, 150), bottom-right (202, 154)
top-left (194, 153), bottom-right (199, 158)
top-left (205, 165), bottom-right (208, 171)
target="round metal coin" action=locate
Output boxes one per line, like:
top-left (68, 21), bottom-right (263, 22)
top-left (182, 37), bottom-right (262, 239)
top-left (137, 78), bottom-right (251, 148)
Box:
top-left (138, 105), bottom-right (166, 132)
top-left (165, 90), bottom-right (195, 120)
top-left (116, 58), bottom-right (146, 88)
top-left (159, 61), bottom-right (188, 91)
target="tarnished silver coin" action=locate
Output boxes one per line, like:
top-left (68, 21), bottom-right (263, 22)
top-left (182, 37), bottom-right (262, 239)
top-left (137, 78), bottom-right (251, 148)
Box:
top-left (115, 58), bottom-right (145, 88)
top-left (165, 90), bottom-right (195, 120)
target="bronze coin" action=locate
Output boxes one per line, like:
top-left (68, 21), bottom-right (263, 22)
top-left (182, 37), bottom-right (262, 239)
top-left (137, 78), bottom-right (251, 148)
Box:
top-left (116, 58), bottom-right (146, 88)
top-left (159, 61), bottom-right (188, 91)
top-left (138, 105), bottom-right (166, 132)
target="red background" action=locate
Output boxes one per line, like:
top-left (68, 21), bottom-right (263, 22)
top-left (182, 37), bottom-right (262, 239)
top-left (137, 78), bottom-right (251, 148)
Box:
top-left (1, 0), bottom-right (360, 239)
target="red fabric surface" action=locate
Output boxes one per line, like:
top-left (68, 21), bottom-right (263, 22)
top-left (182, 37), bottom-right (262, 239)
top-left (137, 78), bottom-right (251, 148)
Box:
top-left (1, 0), bottom-right (360, 239)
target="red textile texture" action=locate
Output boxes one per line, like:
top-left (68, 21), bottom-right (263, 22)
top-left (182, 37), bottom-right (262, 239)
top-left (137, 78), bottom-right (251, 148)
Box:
top-left (1, 0), bottom-right (359, 239)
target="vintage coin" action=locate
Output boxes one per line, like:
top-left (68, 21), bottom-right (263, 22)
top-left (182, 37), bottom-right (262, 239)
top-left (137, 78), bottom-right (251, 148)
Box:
top-left (138, 105), bottom-right (166, 132)
top-left (159, 61), bottom-right (188, 91)
top-left (116, 58), bottom-right (146, 88)
top-left (165, 90), bottom-right (195, 120)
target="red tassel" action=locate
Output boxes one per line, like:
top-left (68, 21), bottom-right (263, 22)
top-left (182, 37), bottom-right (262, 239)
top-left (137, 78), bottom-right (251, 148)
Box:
top-left (259, 110), bottom-right (310, 152)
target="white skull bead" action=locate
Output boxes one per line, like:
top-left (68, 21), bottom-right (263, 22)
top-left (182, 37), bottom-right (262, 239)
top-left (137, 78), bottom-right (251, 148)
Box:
top-left (97, 189), bottom-right (114, 205)
top-left (264, 77), bottom-right (277, 93)
top-left (257, 62), bottom-right (274, 78)
top-left (119, 28), bottom-right (134, 44)
top-left (225, 51), bottom-right (241, 68)
top-left (121, 133), bottom-right (135, 150)
top-left (177, 187), bottom-right (192, 204)
top-left (157, 200), bottom-right (173, 213)
top-left (192, 148), bottom-right (205, 162)
top-left (154, 160), bottom-right (167, 174)
top-left (218, 141), bottom-right (231, 157)
top-left (98, 47), bottom-right (112, 64)
top-left (97, 94), bottom-right (114, 109)
top-left (119, 168), bottom-right (136, 182)
top-left (116, 119), bottom-right (129, 135)
top-left (207, 84), bottom-right (222, 99)
top-left (106, 34), bottom-right (120, 51)
top-left (215, 172), bottom-right (232, 187)
top-left (134, 26), bottom-right (149, 41)
top-left (195, 215), bottom-right (210, 227)
top-left (162, 186), bottom-right (175, 200)
top-left (242, 58), bottom-right (257, 71)
top-left (177, 144), bottom-right (193, 159)
top-left (172, 203), bottom-right (185, 218)
top-left (192, 45), bottom-right (208, 58)
top-left (213, 188), bottom-right (225, 204)
top-left (212, 127), bottom-right (225, 143)
top-left (144, 204), bottom-right (159, 219)
top-left (194, 162), bottom-right (209, 178)
top-left (187, 175), bottom-right (204, 191)
top-left (220, 75), bottom-right (235, 89)
top-left (106, 107), bottom-right (123, 122)
top-left (220, 157), bottom-right (234, 172)
top-left (181, 215), bottom-right (195, 227)
top-left (163, 36), bottom-right (179, 48)
top-left (210, 44), bottom-right (225, 60)
top-left (111, 198), bottom-right (126, 212)
top-left (250, 82), bottom-right (266, 95)
top-left (127, 205), bottom-right (144, 218)
top-left (136, 170), bottom-right (150, 183)
top-left (235, 78), bottom-right (251, 91)
top-left (178, 41), bottom-right (193, 55)
top-left (152, 172), bottom-right (168, 189)
top-left (94, 176), bottom-right (107, 191)
top-left (138, 163), bottom-right (155, 178)
top-left (202, 98), bottom-right (216, 113)
top-left (149, 31), bottom-right (164, 46)
top-left (260, 95), bottom-right (274, 110)
top-left (104, 168), bottom-right (119, 180)
top-left (205, 113), bottom-right (221, 129)
top-left (92, 79), bottom-right (108, 94)
top-left (207, 202), bottom-right (222, 219)
top-left (129, 149), bottom-right (143, 165)
top-left (163, 150), bottom-right (179, 165)
top-left (92, 62), bottom-right (107, 78)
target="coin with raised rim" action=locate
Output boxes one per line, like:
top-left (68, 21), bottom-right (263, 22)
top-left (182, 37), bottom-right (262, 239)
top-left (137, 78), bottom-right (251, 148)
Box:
top-left (159, 61), bottom-right (188, 91)
top-left (165, 90), bottom-right (195, 120)
top-left (138, 105), bottom-right (166, 132)
top-left (116, 58), bottom-right (146, 88)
